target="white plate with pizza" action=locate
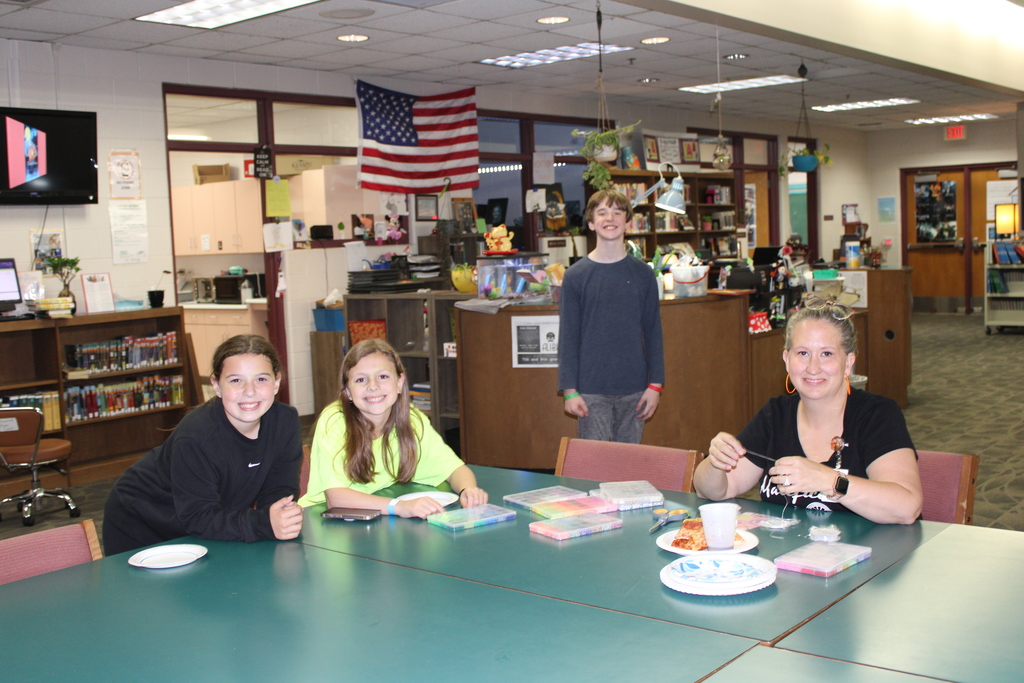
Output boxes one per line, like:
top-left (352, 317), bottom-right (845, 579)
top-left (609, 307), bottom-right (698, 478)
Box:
top-left (656, 523), bottom-right (759, 556)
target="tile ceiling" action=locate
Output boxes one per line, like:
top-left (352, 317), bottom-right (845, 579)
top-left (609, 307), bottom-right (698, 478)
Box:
top-left (0, 0), bottom-right (1019, 130)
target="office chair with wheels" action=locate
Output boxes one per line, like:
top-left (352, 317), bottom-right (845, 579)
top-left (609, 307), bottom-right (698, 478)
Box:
top-left (917, 450), bottom-right (980, 524)
top-left (555, 437), bottom-right (703, 493)
top-left (0, 406), bottom-right (78, 526)
top-left (0, 519), bottom-right (102, 585)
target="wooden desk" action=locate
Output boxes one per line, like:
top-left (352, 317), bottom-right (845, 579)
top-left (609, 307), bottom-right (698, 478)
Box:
top-left (778, 523), bottom-right (1024, 683)
top-left (299, 466), bottom-right (944, 643)
top-left (1, 539), bottom-right (756, 681)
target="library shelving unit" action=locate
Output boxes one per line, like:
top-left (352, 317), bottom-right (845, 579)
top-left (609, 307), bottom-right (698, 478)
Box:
top-left (0, 307), bottom-right (193, 498)
top-left (586, 168), bottom-right (738, 259)
top-left (984, 239), bottom-right (1024, 334)
top-left (342, 291), bottom-right (473, 451)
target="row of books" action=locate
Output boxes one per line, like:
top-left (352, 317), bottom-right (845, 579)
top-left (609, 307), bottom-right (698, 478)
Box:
top-left (991, 241), bottom-right (1024, 264)
top-left (703, 185), bottom-right (732, 204)
top-left (0, 391), bottom-right (61, 430)
top-left (64, 375), bottom-right (185, 423)
top-left (987, 298), bottom-right (1024, 312)
top-left (987, 269), bottom-right (1024, 294)
top-left (701, 235), bottom-right (738, 255)
top-left (625, 213), bottom-right (649, 233)
top-left (64, 332), bottom-right (179, 374)
top-left (409, 382), bottom-right (431, 413)
top-left (653, 211), bottom-right (694, 233)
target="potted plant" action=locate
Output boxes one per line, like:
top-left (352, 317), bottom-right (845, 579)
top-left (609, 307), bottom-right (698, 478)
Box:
top-left (779, 145), bottom-right (831, 176)
top-left (572, 122), bottom-right (640, 190)
top-left (46, 255), bottom-right (80, 298)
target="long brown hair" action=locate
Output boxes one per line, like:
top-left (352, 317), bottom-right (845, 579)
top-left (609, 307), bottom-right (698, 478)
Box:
top-left (328, 339), bottom-right (421, 484)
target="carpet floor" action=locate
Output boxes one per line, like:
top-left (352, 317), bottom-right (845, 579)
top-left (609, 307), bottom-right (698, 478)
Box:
top-left (3, 312), bottom-right (1021, 546)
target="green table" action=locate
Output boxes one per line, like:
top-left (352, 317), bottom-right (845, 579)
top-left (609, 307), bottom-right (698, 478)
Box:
top-left (704, 646), bottom-right (953, 682)
top-left (2, 539), bottom-right (757, 682)
top-left (778, 523), bottom-right (1024, 683)
top-left (299, 466), bottom-right (944, 642)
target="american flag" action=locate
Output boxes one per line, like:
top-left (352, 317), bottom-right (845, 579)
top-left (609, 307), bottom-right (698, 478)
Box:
top-left (356, 80), bottom-right (479, 194)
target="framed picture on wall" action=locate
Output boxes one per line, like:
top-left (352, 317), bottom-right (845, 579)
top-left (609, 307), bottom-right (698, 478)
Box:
top-left (682, 140), bottom-right (700, 163)
top-left (415, 194), bottom-right (438, 221)
top-left (452, 198), bottom-right (478, 233)
top-left (485, 198), bottom-right (508, 226)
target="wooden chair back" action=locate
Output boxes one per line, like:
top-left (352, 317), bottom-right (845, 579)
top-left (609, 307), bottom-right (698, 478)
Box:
top-left (917, 450), bottom-right (980, 524)
top-left (0, 519), bottom-right (102, 586)
top-left (555, 437), bottom-right (702, 493)
top-left (299, 444), bottom-right (311, 499)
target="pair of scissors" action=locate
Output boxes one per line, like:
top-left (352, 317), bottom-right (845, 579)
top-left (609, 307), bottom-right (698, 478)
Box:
top-left (649, 507), bottom-right (689, 533)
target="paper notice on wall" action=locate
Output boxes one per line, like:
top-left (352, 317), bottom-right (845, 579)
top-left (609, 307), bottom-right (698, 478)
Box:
top-left (108, 150), bottom-right (142, 199)
top-left (525, 189), bottom-right (546, 213)
top-left (841, 269), bottom-right (868, 308)
top-left (533, 152), bottom-right (555, 185)
top-left (264, 178), bottom-right (291, 217)
top-left (512, 315), bottom-right (560, 368)
top-left (109, 200), bottom-right (149, 264)
top-left (263, 222), bottom-right (293, 252)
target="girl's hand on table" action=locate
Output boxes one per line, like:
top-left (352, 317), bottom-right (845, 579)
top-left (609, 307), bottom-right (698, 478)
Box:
top-left (270, 496), bottom-right (303, 539)
top-left (459, 486), bottom-right (488, 508)
top-left (707, 432), bottom-right (746, 472)
top-left (769, 456), bottom-right (835, 496)
top-left (397, 496), bottom-right (446, 519)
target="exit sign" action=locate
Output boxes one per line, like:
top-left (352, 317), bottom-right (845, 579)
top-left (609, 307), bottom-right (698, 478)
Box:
top-left (945, 125), bottom-right (966, 140)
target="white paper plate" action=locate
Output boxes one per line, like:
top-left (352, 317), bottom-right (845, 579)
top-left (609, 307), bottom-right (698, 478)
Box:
top-left (395, 491), bottom-right (459, 507)
top-left (656, 528), bottom-right (759, 556)
top-left (128, 544), bottom-right (208, 569)
top-left (660, 554), bottom-right (777, 596)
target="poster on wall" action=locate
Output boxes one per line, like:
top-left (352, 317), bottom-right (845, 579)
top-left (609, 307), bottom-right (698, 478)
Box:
top-left (511, 315), bottom-right (559, 368)
top-left (109, 200), bottom-right (149, 264)
top-left (29, 229), bottom-right (66, 272)
top-left (744, 184), bottom-right (757, 248)
top-left (914, 180), bottom-right (957, 243)
top-left (108, 150), bottom-right (141, 199)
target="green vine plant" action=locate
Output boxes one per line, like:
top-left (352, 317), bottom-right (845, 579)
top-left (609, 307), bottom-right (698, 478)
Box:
top-left (778, 144), bottom-right (831, 176)
top-left (572, 121), bottom-right (640, 190)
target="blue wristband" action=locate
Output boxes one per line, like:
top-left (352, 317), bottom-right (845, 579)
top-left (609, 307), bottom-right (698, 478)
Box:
top-left (387, 498), bottom-right (399, 516)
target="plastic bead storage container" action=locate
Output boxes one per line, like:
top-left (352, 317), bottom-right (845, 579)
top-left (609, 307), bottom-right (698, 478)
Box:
top-left (476, 252), bottom-right (549, 299)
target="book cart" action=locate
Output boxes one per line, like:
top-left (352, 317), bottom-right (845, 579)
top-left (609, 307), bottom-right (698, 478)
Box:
top-left (984, 240), bottom-right (1024, 334)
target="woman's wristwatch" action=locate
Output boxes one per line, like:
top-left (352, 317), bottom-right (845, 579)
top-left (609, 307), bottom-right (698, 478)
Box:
top-left (828, 474), bottom-right (850, 500)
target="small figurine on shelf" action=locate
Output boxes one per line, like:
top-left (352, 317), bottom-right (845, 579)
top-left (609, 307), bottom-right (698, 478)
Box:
top-left (484, 224), bottom-right (516, 254)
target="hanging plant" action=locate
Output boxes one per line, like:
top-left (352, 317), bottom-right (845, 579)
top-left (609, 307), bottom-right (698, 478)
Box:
top-left (779, 145), bottom-right (831, 176)
top-left (573, 122), bottom-right (639, 190)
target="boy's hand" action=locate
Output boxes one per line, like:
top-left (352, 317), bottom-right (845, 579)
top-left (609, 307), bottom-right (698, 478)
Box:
top-left (635, 388), bottom-right (661, 420)
top-left (564, 395), bottom-right (588, 417)
top-left (269, 496), bottom-right (303, 540)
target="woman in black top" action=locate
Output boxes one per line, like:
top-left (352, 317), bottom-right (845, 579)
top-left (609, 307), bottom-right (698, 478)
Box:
top-left (103, 335), bottom-right (303, 555)
top-left (694, 297), bottom-right (922, 524)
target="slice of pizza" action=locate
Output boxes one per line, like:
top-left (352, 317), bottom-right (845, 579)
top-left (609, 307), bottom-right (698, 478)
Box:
top-left (670, 518), bottom-right (743, 551)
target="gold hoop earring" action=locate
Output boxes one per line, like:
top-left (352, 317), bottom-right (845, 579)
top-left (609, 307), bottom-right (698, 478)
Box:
top-left (846, 376), bottom-right (851, 395)
top-left (785, 374), bottom-right (796, 394)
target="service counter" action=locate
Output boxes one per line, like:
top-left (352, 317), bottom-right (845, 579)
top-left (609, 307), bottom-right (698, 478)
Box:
top-left (457, 267), bottom-right (911, 469)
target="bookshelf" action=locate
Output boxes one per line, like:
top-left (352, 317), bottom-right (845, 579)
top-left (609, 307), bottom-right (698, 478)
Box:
top-left (342, 291), bottom-right (473, 452)
top-left (985, 240), bottom-right (1024, 334)
top-left (586, 168), bottom-right (738, 259)
top-left (0, 307), bottom-right (194, 497)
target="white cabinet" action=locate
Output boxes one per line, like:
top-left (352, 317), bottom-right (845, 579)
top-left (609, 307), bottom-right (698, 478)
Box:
top-left (172, 179), bottom-right (264, 256)
top-left (184, 305), bottom-right (268, 374)
top-left (984, 240), bottom-right (1024, 334)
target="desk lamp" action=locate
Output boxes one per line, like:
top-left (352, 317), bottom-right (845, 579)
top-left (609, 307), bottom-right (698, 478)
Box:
top-left (995, 203), bottom-right (1018, 238)
top-left (630, 162), bottom-right (687, 214)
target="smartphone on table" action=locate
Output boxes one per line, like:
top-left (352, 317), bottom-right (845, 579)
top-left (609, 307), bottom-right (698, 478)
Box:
top-left (321, 508), bottom-right (381, 521)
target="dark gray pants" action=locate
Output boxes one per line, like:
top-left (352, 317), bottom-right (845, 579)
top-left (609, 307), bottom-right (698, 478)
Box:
top-left (577, 391), bottom-right (645, 444)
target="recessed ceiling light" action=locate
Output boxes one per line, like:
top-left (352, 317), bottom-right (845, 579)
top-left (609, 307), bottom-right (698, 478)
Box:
top-left (638, 78), bottom-right (660, 84)
top-left (813, 98), bottom-right (919, 112)
top-left (537, 16), bottom-right (569, 25)
top-left (337, 34), bottom-right (369, 42)
top-left (723, 53), bottom-right (748, 60)
top-left (678, 75), bottom-right (805, 94)
top-left (481, 43), bottom-right (633, 69)
top-left (641, 37), bottom-right (670, 45)
top-left (136, 0), bottom-right (321, 29)
top-left (904, 113), bottom-right (998, 125)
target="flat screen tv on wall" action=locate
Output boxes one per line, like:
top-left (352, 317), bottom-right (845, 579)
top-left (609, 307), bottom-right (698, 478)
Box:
top-left (0, 106), bottom-right (98, 205)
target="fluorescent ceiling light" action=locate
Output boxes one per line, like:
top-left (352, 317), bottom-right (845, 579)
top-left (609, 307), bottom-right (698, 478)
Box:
top-left (337, 34), bottom-right (369, 42)
top-left (641, 37), bottom-right (670, 45)
top-left (905, 113), bottom-right (998, 125)
top-left (167, 134), bottom-right (211, 141)
top-left (637, 78), bottom-right (659, 84)
top-left (723, 53), bottom-right (748, 60)
top-left (678, 75), bottom-right (805, 94)
top-left (537, 16), bottom-right (569, 24)
top-left (813, 98), bottom-right (919, 112)
top-left (136, 0), bottom-right (321, 29)
top-left (480, 43), bottom-right (633, 69)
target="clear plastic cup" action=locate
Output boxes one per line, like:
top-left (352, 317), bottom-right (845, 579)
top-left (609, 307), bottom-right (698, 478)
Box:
top-left (699, 502), bottom-right (741, 551)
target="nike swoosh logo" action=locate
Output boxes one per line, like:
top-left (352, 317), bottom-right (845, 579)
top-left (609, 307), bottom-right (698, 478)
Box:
top-left (248, 462), bottom-right (261, 468)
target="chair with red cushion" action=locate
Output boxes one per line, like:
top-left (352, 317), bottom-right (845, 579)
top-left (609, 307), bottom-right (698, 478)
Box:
top-left (0, 406), bottom-right (78, 526)
top-left (0, 519), bottom-right (102, 586)
top-left (917, 450), bottom-right (980, 524)
top-left (554, 437), bottom-right (703, 493)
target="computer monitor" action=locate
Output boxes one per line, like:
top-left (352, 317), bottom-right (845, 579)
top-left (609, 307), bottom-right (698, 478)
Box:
top-left (0, 257), bottom-right (23, 313)
top-left (752, 246), bottom-right (781, 266)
